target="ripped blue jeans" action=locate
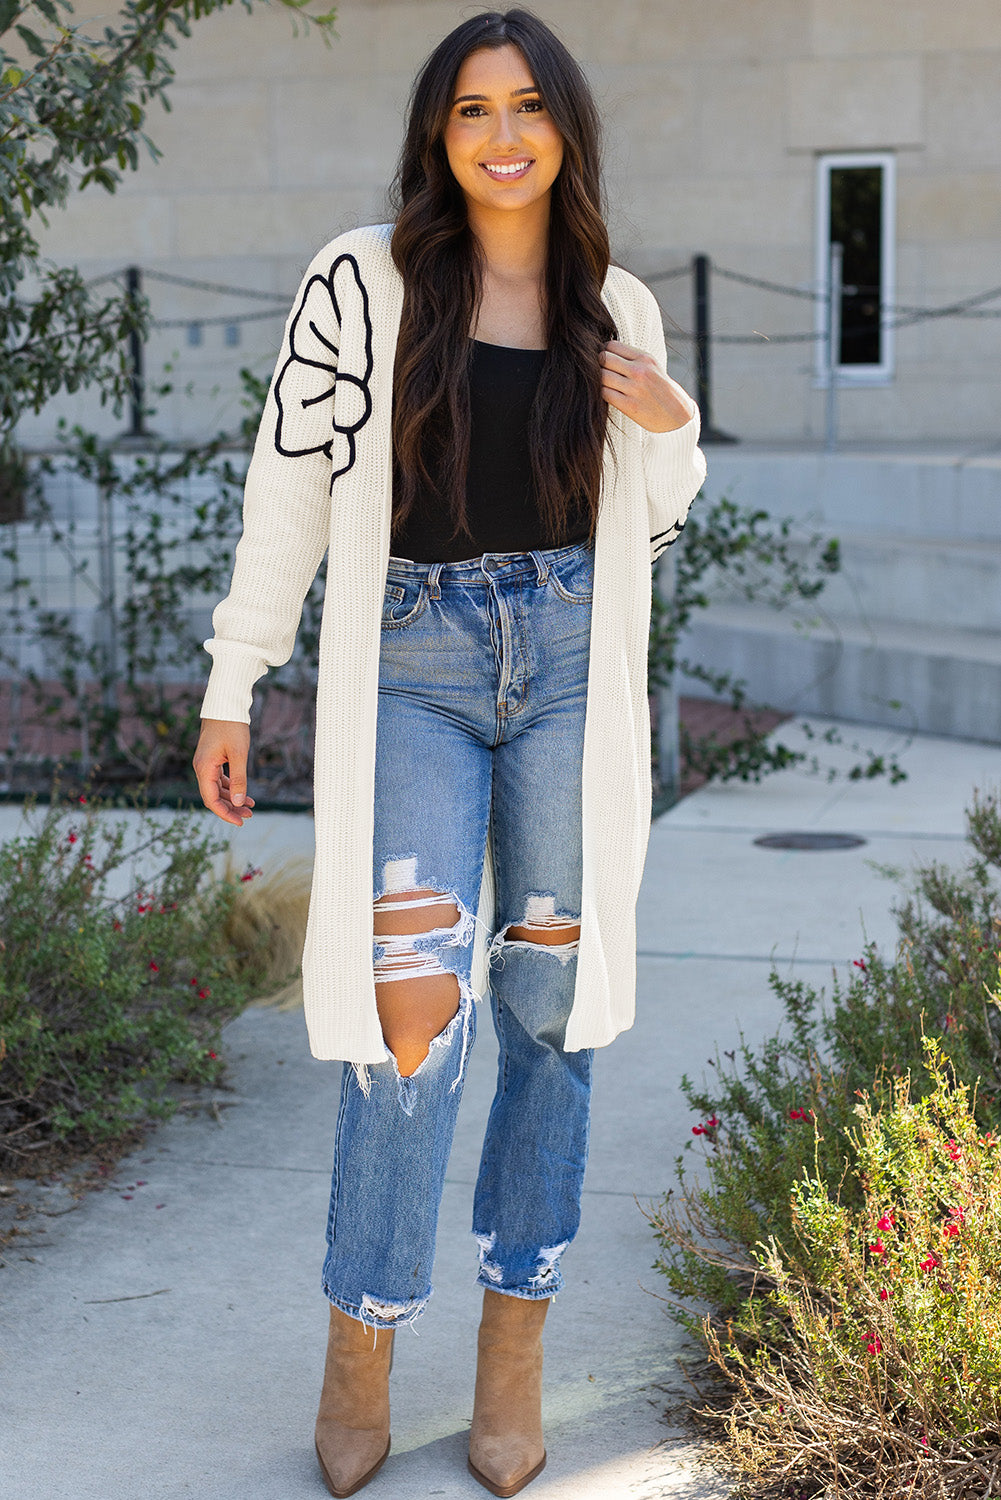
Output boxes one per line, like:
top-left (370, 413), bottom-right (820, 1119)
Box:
top-left (321, 542), bottom-right (595, 1330)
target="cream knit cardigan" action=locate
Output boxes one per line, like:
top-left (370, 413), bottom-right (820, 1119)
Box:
top-left (200, 223), bottom-right (706, 1063)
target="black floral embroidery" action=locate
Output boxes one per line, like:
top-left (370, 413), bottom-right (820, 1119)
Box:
top-left (273, 253), bottom-right (374, 489)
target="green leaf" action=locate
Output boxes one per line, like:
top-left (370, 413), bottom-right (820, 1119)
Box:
top-left (14, 23), bottom-right (47, 57)
top-left (2, 65), bottom-right (23, 86)
top-left (0, 0), bottom-right (19, 32)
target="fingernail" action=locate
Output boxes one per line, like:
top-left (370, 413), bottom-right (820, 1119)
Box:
top-left (232, 793), bottom-right (244, 806)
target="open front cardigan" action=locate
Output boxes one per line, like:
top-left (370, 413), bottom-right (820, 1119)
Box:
top-left (200, 223), bottom-right (706, 1063)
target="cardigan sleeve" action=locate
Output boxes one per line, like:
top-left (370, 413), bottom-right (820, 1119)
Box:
top-left (630, 281), bottom-right (707, 565)
top-left (199, 248), bottom-right (348, 724)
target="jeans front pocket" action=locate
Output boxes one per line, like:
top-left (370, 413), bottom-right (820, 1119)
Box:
top-left (546, 545), bottom-right (594, 604)
top-left (381, 575), bottom-right (427, 628)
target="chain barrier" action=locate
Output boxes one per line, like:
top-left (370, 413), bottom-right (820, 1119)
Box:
top-left (643, 264), bottom-right (690, 284)
top-left (140, 267), bottom-right (289, 302)
top-left (709, 261), bottom-right (1001, 326)
top-left (151, 307), bottom-right (285, 330)
top-left (78, 258), bottom-right (1001, 342)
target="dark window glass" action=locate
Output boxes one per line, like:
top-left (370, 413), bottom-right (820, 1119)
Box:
top-left (829, 165), bottom-right (883, 365)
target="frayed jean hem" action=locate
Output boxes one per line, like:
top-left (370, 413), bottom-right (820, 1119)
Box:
top-left (474, 1277), bottom-right (561, 1301)
top-left (322, 1284), bottom-right (430, 1332)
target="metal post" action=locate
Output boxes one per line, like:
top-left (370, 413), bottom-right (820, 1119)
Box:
top-left (693, 253), bottom-right (711, 427)
top-left (692, 255), bottom-right (737, 444)
top-left (654, 549), bottom-right (680, 808)
top-left (96, 473), bottom-right (119, 765)
top-left (125, 265), bottom-right (147, 440)
top-left (825, 241), bottom-right (843, 453)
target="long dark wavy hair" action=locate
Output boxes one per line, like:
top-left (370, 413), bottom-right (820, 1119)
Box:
top-left (390, 9), bottom-right (617, 547)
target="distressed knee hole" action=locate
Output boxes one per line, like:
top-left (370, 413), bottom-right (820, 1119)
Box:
top-left (371, 860), bottom-right (477, 1080)
top-left (506, 922), bottom-right (581, 945)
top-left (374, 889), bottom-right (460, 937)
top-left (375, 965), bottom-right (460, 1078)
top-left (490, 894), bottom-right (581, 966)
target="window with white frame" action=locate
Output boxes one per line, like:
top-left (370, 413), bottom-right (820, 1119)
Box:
top-left (815, 152), bottom-right (895, 383)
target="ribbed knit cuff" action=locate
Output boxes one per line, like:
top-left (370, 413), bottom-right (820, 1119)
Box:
top-left (198, 641), bottom-right (269, 724)
top-left (642, 405), bottom-right (704, 491)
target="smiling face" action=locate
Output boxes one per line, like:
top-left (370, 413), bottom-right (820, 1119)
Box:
top-left (442, 43), bottom-right (564, 221)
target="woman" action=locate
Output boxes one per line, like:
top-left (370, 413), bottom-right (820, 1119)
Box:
top-left (193, 9), bottom-right (705, 1497)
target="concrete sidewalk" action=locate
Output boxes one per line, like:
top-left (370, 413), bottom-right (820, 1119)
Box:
top-left (3, 717), bottom-right (1001, 1499)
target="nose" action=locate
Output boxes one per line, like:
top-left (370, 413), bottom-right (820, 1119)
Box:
top-left (490, 105), bottom-right (522, 150)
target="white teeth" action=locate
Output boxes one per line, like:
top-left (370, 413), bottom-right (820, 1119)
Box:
top-left (483, 161), bottom-right (531, 175)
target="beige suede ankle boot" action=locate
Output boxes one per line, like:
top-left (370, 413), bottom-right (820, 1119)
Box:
top-left (467, 1289), bottom-right (550, 1498)
top-left (314, 1303), bottom-right (393, 1498)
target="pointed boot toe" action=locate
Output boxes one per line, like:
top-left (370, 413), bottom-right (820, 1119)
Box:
top-left (467, 1439), bottom-right (546, 1498)
top-left (314, 1429), bottom-right (390, 1498)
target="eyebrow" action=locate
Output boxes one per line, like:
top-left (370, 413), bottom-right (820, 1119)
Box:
top-left (453, 87), bottom-right (540, 103)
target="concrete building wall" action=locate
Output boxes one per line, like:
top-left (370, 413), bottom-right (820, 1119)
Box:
top-left (19, 0), bottom-right (1001, 446)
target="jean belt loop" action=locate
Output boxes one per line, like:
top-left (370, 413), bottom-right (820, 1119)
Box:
top-left (428, 561), bottom-right (443, 601)
top-left (530, 549), bottom-right (549, 586)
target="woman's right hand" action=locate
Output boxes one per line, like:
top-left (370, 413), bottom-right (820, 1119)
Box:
top-left (193, 719), bottom-right (256, 827)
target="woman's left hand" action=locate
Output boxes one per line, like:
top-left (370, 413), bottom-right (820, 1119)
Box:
top-left (600, 339), bottom-right (696, 434)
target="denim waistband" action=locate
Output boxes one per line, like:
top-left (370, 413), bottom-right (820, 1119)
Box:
top-left (387, 538), bottom-right (594, 589)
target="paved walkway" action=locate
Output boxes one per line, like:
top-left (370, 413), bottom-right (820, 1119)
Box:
top-left (3, 717), bottom-right (1001, 1499)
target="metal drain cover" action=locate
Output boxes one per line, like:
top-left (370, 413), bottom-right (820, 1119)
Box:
top-left (754, 831), bottom-right (867, 851)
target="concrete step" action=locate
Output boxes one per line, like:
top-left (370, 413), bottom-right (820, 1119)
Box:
top-left (683, 602), bottom-right (1001, 742)
top-left (700, 444), bottom-right (1001, 542)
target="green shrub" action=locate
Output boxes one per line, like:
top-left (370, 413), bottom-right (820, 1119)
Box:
top-left (0, 786), bottom-right (276, 1168)
top-left (647, 788), bottom-right (1001, 1496)
top-left (697, 1040), bottom-right (1001, 1497)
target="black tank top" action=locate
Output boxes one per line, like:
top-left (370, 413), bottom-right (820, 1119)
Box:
top-left (390, 339), bottom-right (592, 563)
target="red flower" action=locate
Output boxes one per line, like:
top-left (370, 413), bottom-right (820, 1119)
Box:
top-left (946, 1140), bottom-right (962, 1162)
top-left (865, 1334), bottom-right (882, 1355)
top-left (877, 1213), bottom-right (895, 1233)
top-left (112, 919), bottom-right (122, 932)
top-left (879, 1287), bottom-right (891, 1301)
top-left (706, 1115), bottom-right (720, 1128)
top-left (67, 830), bottom-right (78, 844)
top-left (853, 959), bottom-right (867, 973)
top-left (942, 1222), bottom-right (960, 1238)
top-left (789, 1108), bottom-right (804, 1120)
top-left (148, 961), bottom-right (160, 973)
top-left (240, 866), bottom-right (263, 882)
top-left (189, 977), bottom-right (198, 986)
top-left (869, 1239), bottom-right (887, 1257)
top-left (920, 1254), bottom-right (939, 1272)
top-left (921, 1436), bottom-right (929, 1448)
top-left (77, 795), bottom-right (87, 804)
top-left (197, 988), bottom-right (209, 1000)
top-left (207, 1050), bottom-right (218, 1060)
top-left (692, 1124), bottom-right (706, 1136)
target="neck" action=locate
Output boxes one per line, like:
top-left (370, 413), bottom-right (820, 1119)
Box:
top-left (465, 195), bottom-right (551, 284)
